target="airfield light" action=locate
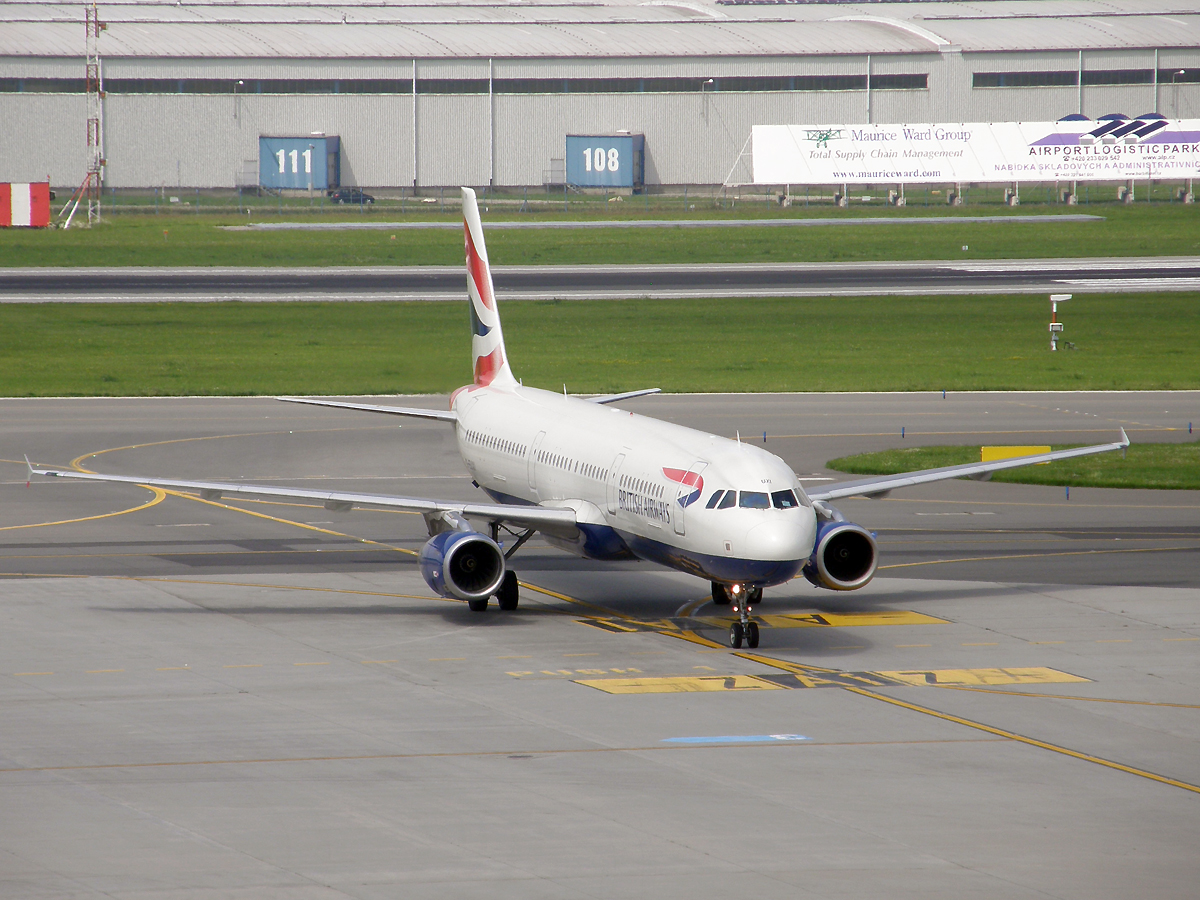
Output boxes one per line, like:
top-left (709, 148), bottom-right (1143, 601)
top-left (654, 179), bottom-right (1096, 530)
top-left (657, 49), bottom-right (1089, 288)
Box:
top-left (1049, 294), bottom-right (1071, 351)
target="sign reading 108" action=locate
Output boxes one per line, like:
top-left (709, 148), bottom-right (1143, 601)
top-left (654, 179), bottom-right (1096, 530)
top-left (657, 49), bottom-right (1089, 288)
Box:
top-left (276, 147), bottom-right (313, 175)
top-left (583, 146), bottom-right (620, 173)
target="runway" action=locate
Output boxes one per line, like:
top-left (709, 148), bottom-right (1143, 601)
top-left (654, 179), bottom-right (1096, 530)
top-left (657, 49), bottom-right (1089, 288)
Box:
top-left (4, 256), bottom-right (1200, 301)
top-left (2, 392), bottom-right (1199, 898)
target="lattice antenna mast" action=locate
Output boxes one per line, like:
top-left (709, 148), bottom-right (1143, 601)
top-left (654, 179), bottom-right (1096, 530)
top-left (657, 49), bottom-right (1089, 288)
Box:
top-left (63, 3), bottom-right (105, 228)
top-left (84, 2), bottom-right (105, 225)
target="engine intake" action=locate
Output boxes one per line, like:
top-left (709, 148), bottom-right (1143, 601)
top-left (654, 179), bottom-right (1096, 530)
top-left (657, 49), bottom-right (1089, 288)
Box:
top-left (802, 521), bottom-right (877, 591)
top-left (419, 530), bottom-right (506, 601)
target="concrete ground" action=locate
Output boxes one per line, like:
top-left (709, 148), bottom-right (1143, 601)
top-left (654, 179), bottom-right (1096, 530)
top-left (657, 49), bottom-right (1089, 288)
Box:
top-left (1, 392), bottom-right (1197, 899)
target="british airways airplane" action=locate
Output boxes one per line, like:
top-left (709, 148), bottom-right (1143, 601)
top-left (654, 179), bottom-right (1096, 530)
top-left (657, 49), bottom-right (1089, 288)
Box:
top-left (29, 188), bottom-right (1129, 649)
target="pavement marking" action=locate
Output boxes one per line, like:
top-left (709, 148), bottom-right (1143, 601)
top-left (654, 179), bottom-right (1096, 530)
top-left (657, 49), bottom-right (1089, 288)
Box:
top-left (930, 685), bottom-right (1200, 709)
top-left (663, 734), bottom-right (809, 744)
top-left (579, 675), bottom-right (785, 694)
top-left (842, 685), bottom-right (1200, 796)
top-left (508, 668), bottom-right (641, 678)
top-left (0, 486), bottom-right (166, 532)
top-left (877, 667), bottom-right (1089, 687)
top-left (576, 666), bottom-right (1089, 694)
top-left (585, 609), bottom-right (948, 634)
top-left (879, 545), bottom-right (1196, 570)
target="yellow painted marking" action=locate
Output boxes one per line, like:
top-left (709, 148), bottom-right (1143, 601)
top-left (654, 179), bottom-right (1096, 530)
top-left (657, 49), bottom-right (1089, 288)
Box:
top-left (878, 667), bottom-right (1089, 687)
top-left (86, 669), bottom-right (124, 674)
top-left (13, 672), bottom-right (54, 676)
top-left (963, 642), bottom-right (999, 646)
top-left (895, 644), bottom-right (932, 648)
top-left (0, 487), bottom-right (166, 532)
top-left (694, 665), bottom-right (717, 671)
top-left (930, 685), bottom-right (1200, 709)
top-left (692, 610), bottom-right (949, 630)
top-left (294, 662), bottom-right (329, 667)
top-left (506, 671), bottom-right (535, 677)
top-left (578, 675), bottom-right (785, 694)
top-left (223, 664), bottom-right (262, 669)
top-left (880, 546), bottom-right (1195, 571)
top-left (981, 445), bottom-right (1051, 463)
top-left (842, 685), bottom-right (1200, 796)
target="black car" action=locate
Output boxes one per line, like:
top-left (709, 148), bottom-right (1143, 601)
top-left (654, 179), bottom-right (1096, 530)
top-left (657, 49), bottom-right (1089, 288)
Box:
top-left (327, 188), bottom-right (374, 204)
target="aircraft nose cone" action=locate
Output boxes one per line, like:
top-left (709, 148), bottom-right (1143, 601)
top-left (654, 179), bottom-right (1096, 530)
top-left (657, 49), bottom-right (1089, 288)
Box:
top-left (746, 516), bottom-right (815, 561)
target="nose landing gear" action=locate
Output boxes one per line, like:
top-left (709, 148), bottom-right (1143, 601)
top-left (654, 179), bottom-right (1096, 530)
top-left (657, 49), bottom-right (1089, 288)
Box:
top-left (725, 583), bottom-right (762, 649)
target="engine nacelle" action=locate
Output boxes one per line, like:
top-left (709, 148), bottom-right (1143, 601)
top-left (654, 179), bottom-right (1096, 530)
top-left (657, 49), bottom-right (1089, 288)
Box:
top-left (418, 530), bottom-right (506, 601)
top-left (802, 521), bottom-right (877, 591)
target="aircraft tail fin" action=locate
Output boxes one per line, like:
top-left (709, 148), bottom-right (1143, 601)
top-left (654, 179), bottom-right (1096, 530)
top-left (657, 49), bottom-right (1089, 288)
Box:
top-left (462, 187), bottom-right (516, 387)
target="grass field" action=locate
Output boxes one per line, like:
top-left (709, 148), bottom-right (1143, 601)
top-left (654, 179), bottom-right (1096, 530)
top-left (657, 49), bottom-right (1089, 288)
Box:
top-left (0, 293), bottom-right (1196, 396)
top-left (827, 442), bottom-right (1200, 490)
top-left (2, 204), bottom-right (1198, 267)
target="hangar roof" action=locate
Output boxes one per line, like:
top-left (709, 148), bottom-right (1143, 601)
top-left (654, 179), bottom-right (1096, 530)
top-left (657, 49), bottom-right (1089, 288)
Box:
top-left (2, 0), bottom-right (1198, 59)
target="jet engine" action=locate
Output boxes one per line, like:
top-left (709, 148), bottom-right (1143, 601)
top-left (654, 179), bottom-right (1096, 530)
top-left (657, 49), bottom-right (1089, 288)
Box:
top-left (802, 520), bottom-right (878, 591)
top-left (418, 530), bottom-right (506, 601)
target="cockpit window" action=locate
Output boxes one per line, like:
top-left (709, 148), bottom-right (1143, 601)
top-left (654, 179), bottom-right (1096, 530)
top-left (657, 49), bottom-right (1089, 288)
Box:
top-left (717, 490), bottom-right (737, 509)
top-left (739, 491), bottom-right (770, 509)
top-left (771, 489), bottom-right (800, 509)
top-left (705, 491), bottom-right (724, 509)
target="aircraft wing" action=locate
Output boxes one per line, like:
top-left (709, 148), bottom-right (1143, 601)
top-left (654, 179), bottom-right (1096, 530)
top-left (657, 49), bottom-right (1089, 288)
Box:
top-left (807, 430), bottom-right (1129, 502)
top-left (25, 464), bottom-right (578, 536)
top-left (276, 397), bottom-right (457, 422)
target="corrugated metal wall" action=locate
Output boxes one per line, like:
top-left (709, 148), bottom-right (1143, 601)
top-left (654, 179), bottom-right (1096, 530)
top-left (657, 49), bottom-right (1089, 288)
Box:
top-left (4, 50), bottom-right (1199, 188)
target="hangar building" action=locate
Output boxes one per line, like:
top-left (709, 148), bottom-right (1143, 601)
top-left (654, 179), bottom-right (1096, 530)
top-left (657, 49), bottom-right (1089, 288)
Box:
top-left (2, 0), bottom-right (1198, 190)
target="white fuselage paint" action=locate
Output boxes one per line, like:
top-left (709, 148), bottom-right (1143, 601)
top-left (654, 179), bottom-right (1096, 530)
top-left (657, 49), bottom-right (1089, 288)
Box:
top-left (452, 381), bottom-right (817, 586)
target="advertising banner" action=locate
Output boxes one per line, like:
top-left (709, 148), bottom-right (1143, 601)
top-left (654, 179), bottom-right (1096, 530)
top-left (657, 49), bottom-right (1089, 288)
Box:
top-left (753, 118), bottom-right (1200, 184)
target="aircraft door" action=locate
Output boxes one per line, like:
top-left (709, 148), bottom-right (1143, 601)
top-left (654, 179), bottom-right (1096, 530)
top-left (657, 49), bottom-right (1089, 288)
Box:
top-left (672, 461), bottom-right (708, 536)
top-left (606, 451), bottom-right (627, 515)
top-left (528, 431), bottom-right (546, 493)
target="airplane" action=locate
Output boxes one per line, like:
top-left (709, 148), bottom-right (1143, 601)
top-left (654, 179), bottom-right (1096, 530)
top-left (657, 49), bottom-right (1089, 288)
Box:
top-left (27, 187), bottom-right (1130, 649)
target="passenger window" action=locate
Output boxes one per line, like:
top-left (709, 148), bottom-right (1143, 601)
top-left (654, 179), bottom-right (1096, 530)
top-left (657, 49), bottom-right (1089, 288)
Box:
top-left (739, 491), bottom-right (769, 509)
top-left (718, 491), bottom-right (736, 509)
top-left (705, 491), bottom-right (723, 509)
top-left (771, 489), bottom-right (800, 509)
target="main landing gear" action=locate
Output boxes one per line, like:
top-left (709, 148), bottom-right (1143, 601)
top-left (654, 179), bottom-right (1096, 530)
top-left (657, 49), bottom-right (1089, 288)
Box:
top-left (712, 582), bottom-right (762, 649)
top-left (468, 570), bottom-right (520, 612)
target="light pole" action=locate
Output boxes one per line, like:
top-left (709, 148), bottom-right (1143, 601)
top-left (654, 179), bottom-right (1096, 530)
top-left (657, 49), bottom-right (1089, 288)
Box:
top-left (1049, 294), bottom-right (1071, 351)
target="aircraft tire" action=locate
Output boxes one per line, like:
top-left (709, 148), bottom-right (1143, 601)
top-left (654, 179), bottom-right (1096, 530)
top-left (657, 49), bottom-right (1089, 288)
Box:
top-left (496, 571), bottom-right (519, 611)
top-left (711, 582), bottom-right (731, 606)
top-left (467, 597), bottom-right (489, 612)
top-left (729, 622), bottom-right (744, 649)
top-left (746, 621), bottom-right (760, 649)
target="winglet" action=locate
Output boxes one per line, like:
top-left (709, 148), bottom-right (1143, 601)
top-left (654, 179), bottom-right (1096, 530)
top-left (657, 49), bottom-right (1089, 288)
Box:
top-left (24, 454), bottom-right (32, 487)
top-left (1118, 427), bottom-right (1130, 448)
